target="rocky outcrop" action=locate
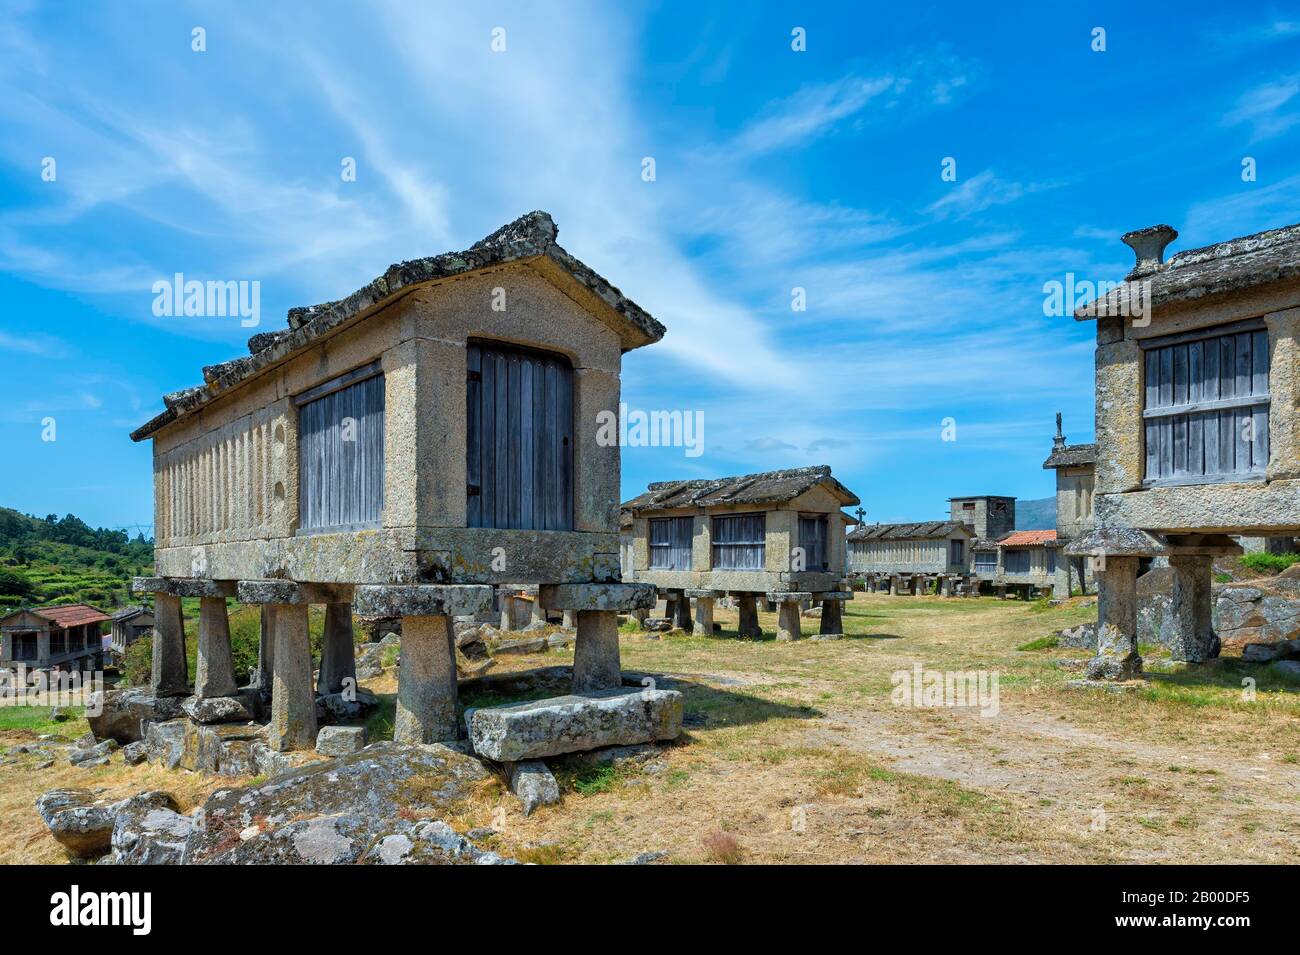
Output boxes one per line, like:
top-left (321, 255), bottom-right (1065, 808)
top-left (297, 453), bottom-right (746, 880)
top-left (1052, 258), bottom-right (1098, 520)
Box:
top-left (110, 794), bottom-right (195, 864)
top-left (467, 689), bottom-right (684, 762)
top-left (186, 741), bottom-right (497, 864)
top-left (36, 789), bottom-right (175, 860)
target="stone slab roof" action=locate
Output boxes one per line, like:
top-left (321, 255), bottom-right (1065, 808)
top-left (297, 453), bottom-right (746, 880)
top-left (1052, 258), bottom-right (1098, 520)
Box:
top-left (1075, 221), bottom-right (1300, 320)
top-left (847, 520), bottom-right (971, 542)
top-left (1043, 442), bottom-right (1097, 469)
top-left (622, 466), bottom-right (859, 514)
top-left (132, 211), bottom-right (666, 442)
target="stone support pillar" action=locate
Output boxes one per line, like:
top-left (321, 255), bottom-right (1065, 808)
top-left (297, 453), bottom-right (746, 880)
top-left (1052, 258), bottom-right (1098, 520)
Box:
top-left (318, 601), bottom-right (356, 696)
top-left (1088, 556), bottom-right (1142, 680)
top-left (151, 592), bottom-right (189, 698)
top-left (269, 603), bottom-right (317, 752)
top-left (394, 614), bottom-right (458, 744)
top-left (737, 594), bottom-right (762, 639)
top-left (672, 591), bottom-right (693, 631)
top-left (572, 610), bottom-right (621, 693)
top-left (692, 597), bottom-right (715, 636)
top-left (254, 604), bottom-right (276, 699)
top-left (776, 600), bottom-right (803, 642)
top-left (1163, 555), bottom-right (1219, 663)
top-left (563, 609), bottom-right (578, 629)
top-left (195, 596), bottom-right (238, 699)
top-left (819, 599), bottom-right (843, 637)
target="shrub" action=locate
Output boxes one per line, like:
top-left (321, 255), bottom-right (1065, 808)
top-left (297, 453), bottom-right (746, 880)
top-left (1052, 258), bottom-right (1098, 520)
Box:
top-left (123, 635), bottom-right (152, 686)
top-left (0, 567), bottom-right (34, 597)
top-left (701, 829), bottom-right (744, 865)
top-left (1240, 552), bottom-right (1300, 574)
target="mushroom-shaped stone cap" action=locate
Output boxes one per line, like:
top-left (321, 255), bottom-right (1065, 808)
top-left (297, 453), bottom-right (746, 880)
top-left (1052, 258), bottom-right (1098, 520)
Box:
top-left (1121, 224), bottom-right (1178, 278)
top-left (1064, 526), bottom-right (1169, 558)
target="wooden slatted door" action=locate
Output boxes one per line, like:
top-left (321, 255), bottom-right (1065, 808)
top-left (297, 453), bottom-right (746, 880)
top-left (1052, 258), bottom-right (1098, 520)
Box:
top-left (1143, 322), bottom-right (1270, 485)
top-left (649, 517), bottom-right (693, 570)
top-left (798, 515), bottom-right (828, 571)
top-left (467, 340), bottom-right (574, 530)
top-left (296, 365), bottom-right (385, 533)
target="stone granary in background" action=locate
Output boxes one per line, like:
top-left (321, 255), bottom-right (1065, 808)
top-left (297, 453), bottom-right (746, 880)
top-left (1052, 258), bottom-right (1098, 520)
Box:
top-left (1069, 221), bottom-right (1300, 679)
top-left (620, 466), bottom-right (859, 640)
top-left (847, 520), bottom-right (975, 594)
top-left (128, 211), bottom-right (663, 753)
top-left (0, 603), bottom-right (108, 675)
top-left (1042, 413), bottom-right (1096, 596)
top-left (109, 605), bottom-right (155, 660)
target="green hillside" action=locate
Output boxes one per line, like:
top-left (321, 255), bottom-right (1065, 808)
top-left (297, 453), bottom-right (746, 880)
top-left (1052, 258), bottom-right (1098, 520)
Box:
top-left (0, 508), bottom-right (153, 612)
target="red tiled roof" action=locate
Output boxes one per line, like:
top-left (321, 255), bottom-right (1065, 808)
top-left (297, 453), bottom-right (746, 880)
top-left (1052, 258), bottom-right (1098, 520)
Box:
top-left (999, 530), bottom-right (1057, 547)
top-left (36, 604), bottom-right (111, 628)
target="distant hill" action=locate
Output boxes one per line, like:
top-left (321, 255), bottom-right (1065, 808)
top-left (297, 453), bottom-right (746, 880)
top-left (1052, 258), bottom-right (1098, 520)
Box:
top-left (0, 508), bottom-right (153, 612)
top-left (1015, 497), bottom-right (1056, 531)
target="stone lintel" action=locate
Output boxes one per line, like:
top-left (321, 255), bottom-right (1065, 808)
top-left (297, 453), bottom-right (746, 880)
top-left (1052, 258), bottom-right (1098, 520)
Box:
top-left (815, 591), bottom-right (854, 601)
top-left (353, 584), bottom-right (494, 618)
top-left (539, 582), bottom-right (655, 612)
top-left (133, 576), bottom-right (238, 599)
top-left (1063, 526), bottom-right (1169, 558)
top-left (684, 589), bottom-right (724, 598)
top-left (766, 591), bottom-right (813, 603)
top-left (236, 580), bottom-right (353, 606)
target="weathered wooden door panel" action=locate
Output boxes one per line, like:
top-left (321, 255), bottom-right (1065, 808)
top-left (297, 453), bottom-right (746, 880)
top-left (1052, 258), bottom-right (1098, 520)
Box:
top-left (297, 371), bottom-right (385, 532)
top-left (1142, 327), bottom-right (1269, 483)
top-left (467, 341), bottom-right (574, 531)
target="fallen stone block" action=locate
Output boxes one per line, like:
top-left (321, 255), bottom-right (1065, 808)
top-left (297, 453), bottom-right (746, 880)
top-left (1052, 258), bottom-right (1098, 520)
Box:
top-left (467, 689), bottom-right (684, 762)
top-left (182, 694), bottom-right (255, 725)
top-left (316, 725), bottom-right (367, 757)
top-left (316, 687), bottom-right (380, 721)
top-left (122, 741), bottom-right (148, 766)
top-left (506, 760), bottom-right (560, 816)
top-left (182, 720), bottom-right (266, 775)
top-left (36, 789), bottom-right (115, 858)
top-left (68, 739), bottom-right (118, 767)
top-left (145, 719), bottom-right (187, 770)
top-left (87, 688), bottom-right (186, 744)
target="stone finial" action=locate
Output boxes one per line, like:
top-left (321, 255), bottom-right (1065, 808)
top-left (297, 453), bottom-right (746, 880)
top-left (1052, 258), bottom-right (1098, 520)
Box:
top-left (1053, 412), bottom-right (1065, 450)
top-left (1120, 224), bottom-right (1178, 278)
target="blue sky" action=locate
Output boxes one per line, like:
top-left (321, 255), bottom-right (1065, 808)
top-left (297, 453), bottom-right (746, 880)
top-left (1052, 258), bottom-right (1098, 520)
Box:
top-left (3, 1), bottom-right (1300, 534)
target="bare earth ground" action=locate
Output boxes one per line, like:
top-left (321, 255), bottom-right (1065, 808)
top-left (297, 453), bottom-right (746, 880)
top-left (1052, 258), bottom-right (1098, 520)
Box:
top-left (4, 593), bottom-right (1299, 864)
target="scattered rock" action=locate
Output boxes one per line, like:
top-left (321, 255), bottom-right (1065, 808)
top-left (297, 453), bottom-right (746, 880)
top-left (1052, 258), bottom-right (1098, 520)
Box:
top-left (87, 688), bottom-right (186, 744)
top-left (492, 636), bottom-right (548, 655)
top-left (144, 719), bottom-right (187, 769)
top-left (121, 741), bottom-right (148, 766)
top-left (505, 760), bottom-right (560, 816)
top-left (37, 789), bottom-right (115, 858)
top-left (467, 689), bottom-right (684, 762)
top-left (1058, 623), bottom-right (1097, 650)
top-left (182, 720), bottom-right (266, 775)
top-left (69, 738), bottom-right (118, 767)
top-left (316, 687), bottom-right (380, 722)
top-left (619, 850), bottom-right (669, 865)
top-left (362, 820), bottom-right (516, 865)
top-left (182, 695), bottom-right (255, 725)
top-left (316, 725), bottom-right (367, 757)
top-left (1215, 583), bottom-right (1300, 649)
top-left (642, 618), bottom-right (673, 632)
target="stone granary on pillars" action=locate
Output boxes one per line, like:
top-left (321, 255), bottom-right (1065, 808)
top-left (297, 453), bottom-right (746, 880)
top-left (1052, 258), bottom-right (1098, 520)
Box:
top-left (1068, 221), bottom-right (1300, 679)
top-left (0, 604), bottom-right (108, 675)
top-left (109, 605), bottom-right (155, 659)
top-left (620, 466), bottom-right (859, 640)
top-left (985, 530), bottom-right (1060, 598)
top-left (1042, 413), bottom-right (1096, 596)
top-left (129, 211), bottom-right (662, 751)
top-left (846, 521), bottom-right (975, 595)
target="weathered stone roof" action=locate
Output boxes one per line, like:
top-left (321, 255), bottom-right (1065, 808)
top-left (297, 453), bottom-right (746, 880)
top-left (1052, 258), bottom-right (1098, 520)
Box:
top-left (1042, 442), bottom-right (1097, 469)
top-left (622, 465), bottom-right (859, 513)
top-left (132, 211), bottom-right (666, 441)
top-left (847, 520), bottom-right (971, 542)
top-left (1075, 221), bottom-right (1300, 320)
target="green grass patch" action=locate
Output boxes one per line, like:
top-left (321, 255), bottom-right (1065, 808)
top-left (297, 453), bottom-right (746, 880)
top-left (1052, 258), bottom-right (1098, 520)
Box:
top-left (1240, 552), bottom-right (1300, 573)
top-left (1017, 635), bottom-right (1060, 651)
top-left (0, 704), bottom-right (88, 737)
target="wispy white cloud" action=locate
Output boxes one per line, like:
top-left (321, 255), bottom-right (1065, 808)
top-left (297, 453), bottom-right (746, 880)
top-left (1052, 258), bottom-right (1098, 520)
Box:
top-left (926, 170), bottom-right (1060, 220)
top-left (1223, 74), bottom-right (1300, 141)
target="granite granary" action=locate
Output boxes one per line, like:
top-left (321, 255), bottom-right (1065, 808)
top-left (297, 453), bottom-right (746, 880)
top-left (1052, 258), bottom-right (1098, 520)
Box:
top-left (1069, 221), bottom-right (1300, 679)
top-left (127, 211), bottom-right (666, 754)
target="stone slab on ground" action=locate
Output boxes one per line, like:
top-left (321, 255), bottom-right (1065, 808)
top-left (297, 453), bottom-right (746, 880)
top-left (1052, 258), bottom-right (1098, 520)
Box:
top-left (87, 688), bottom-right (186, 744)
top-left (466, 688), bottom-right (684, 762)
top-left (182, 694), bottom-right (255, 725)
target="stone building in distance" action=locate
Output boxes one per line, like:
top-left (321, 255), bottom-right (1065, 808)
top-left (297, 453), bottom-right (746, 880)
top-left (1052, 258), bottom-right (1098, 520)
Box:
top-left (1069, 221), bottom-right (1300, 679)
top-left (0, 604), bottom-right (108, 675)
top-left (129, 211), bottom-right (663, 752)
top-left (621, 466), bottom-right (859, 640)
top-left (1042, 413), bottom-right (1096, 595)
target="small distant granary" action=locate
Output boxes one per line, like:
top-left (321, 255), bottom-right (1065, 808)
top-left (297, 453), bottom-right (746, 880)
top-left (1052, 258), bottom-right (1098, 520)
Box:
top-left (129, 211), bottom-right (662, 751)
top-left (1069, 221), bottom-right (1300, 678)
top-left (621, 466), bottom-right (859, 640)
top-left (981, 530), bottom-right (1060, 598)
top-left (1042, 412), bottom-right (1096, 595)
top-left (109, 605), bottom-right (155, 658)
top-left (0, 603), bottom-right (109, 674)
